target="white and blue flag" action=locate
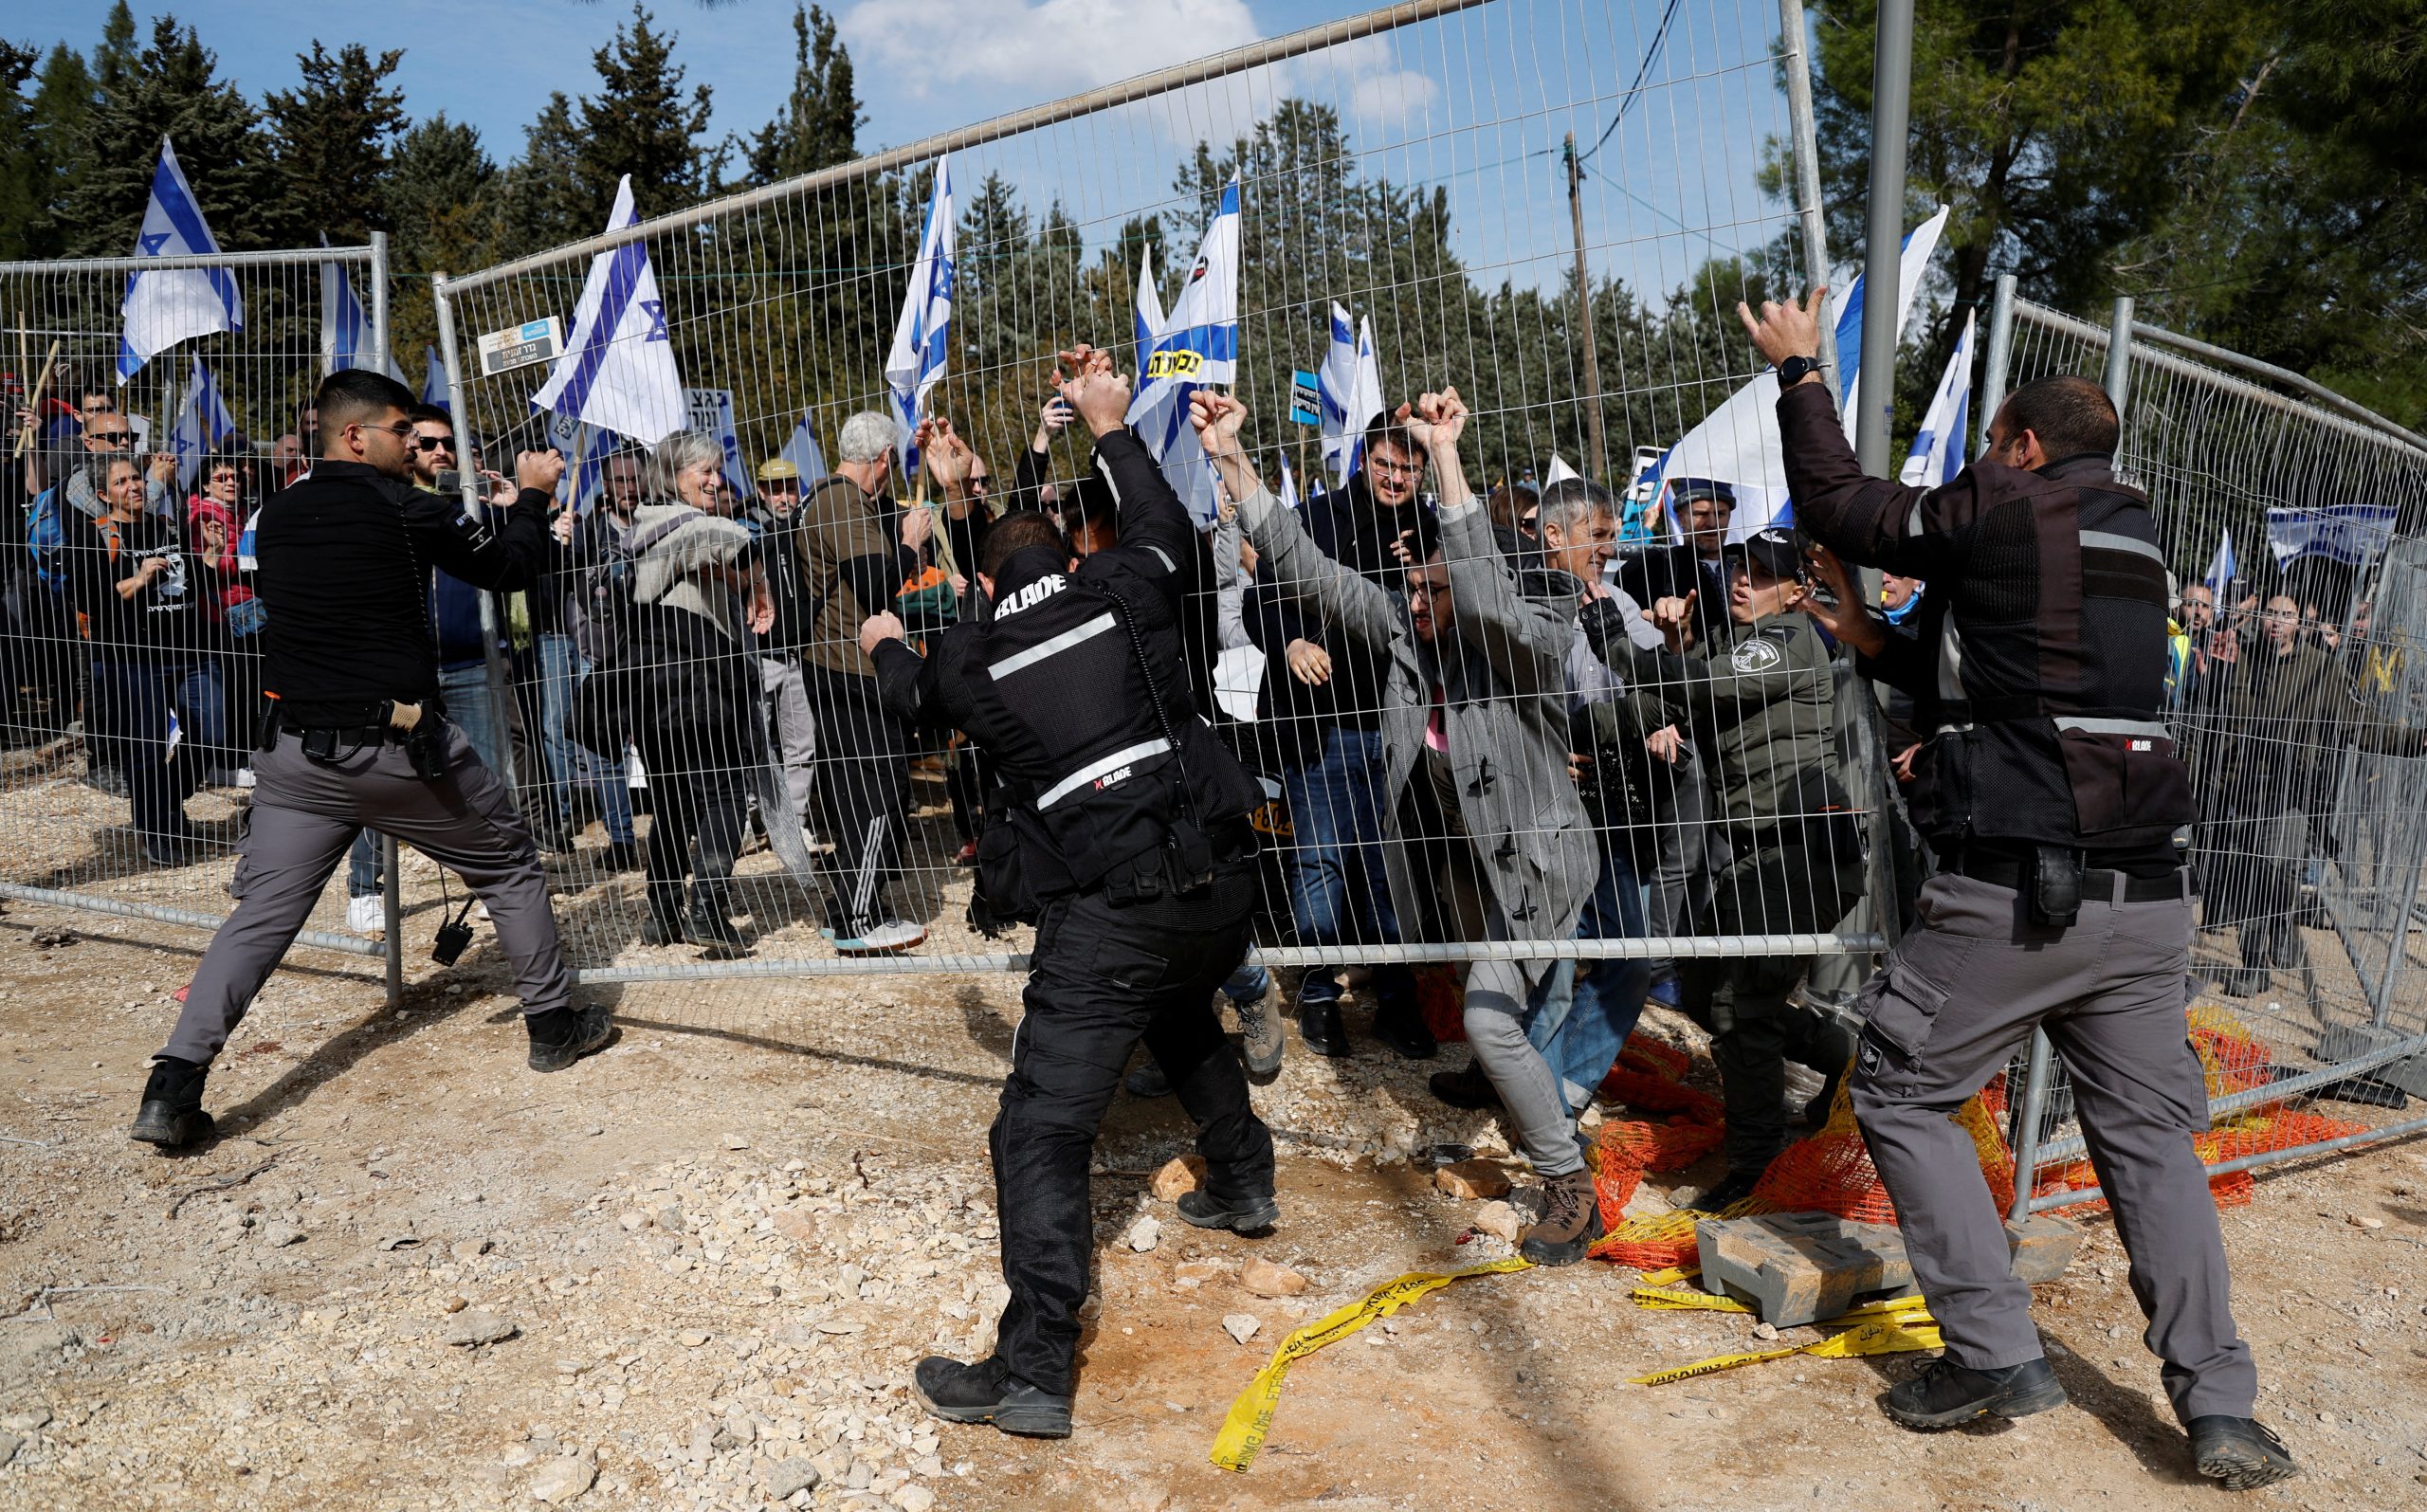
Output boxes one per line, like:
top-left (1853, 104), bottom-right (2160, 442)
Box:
top-left (2265, 504), bottom-right (2397, 570)
top-left (168, 355), bottom-right (235, 494)
top-left (319, 256), bottom-right (403, 380)
top-left (2205, 529), bottom-right (2236, 592)
top-left (1126, 173), bottom-right (1241, 527)
top-left (1318, 301), bottom-right (1384, 489)
top-left (1133, 245), bottom-right (1166, 372)
top-left (546, 411), bottom-right (612, 517)
top-left (1278, 452), bottom-right (1300, 514)
top-left (422, 345), bottom-right (449, 410)
top-left (533, 174), bottom-right (686, 446)
top-left (118, 137), bottom-right (243, 382)
top-left (1900, 307), bottom-right (1975, 487)
top-left (885, 155), bottom-right (956, 474)
top-left (777, 410), bottom-right (829, 483)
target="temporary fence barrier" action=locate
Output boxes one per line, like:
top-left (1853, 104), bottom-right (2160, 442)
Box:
top-left (1991, 285), bottom-right (2427, 1213)
top-left (0, 240), bottom-right (404, 1000)
top-left (429, 0), bottom-right (1904, 989)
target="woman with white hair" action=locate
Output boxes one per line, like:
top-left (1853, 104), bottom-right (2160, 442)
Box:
top-left (616, 429), bottom-right (773, 956)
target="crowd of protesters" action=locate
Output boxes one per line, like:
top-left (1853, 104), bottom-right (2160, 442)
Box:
top-left (2, 355), bottom-right (2408, 1205)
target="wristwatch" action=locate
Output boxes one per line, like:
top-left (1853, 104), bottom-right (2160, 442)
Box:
top-left (1778, 354), bottom-right (1827, 388)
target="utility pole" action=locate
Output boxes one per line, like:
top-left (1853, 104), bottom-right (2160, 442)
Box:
top-left (1564, 132), bottom-right (1608, 482)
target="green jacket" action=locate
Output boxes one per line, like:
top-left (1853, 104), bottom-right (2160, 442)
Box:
top-left (1615, 609), bottom-right (1845, 842)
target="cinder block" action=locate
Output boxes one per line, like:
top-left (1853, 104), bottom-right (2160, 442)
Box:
top-left (1697, 1211), bottom-right (2087, 1325)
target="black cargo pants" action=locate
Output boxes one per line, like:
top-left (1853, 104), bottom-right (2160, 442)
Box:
top-left (988, 857), bottom-right (1273, 1396)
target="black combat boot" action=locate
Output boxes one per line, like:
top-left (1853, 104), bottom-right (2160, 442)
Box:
top-left (1881, 1357), bottom-right (2067, 1429)
top-left (129, 1056), bottom-right (213, 1149)
top-left (2187, 1415), bottom-right (2298, 1489)
top-left (1177, 1187), bottom-right (1282, 1233)
top-left (526, 1005), bottom-right (618, 1073)
top-left (912, 1356), bottom-right (1071, 1438)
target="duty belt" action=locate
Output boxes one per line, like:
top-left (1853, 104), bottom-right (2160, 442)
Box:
top-left (1943, 851), bottom-right (2192, 904)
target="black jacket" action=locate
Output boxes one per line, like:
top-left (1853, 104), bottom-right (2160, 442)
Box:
top-left (254, 460), bottom-right (548, 727)
top-left (874, 429), bottom-right (1260, 900)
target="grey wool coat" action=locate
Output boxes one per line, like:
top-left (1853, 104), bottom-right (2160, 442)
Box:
top-left (1237, 484), bottom-right (1597, 954)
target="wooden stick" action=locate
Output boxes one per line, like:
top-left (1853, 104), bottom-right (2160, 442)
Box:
top-left (13, 338), bottom-right (61, 460)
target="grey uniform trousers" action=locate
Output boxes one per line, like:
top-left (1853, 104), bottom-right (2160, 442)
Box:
top-left (1851, 868), bottom-right (2256, 1423)
top-left (159, 721), bottom-right (574, 1066)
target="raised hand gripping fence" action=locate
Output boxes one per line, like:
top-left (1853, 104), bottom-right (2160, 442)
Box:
top-left (428, 0), bottom-right (1895, 988)
top-left (1992, 285), bottom-right (2427, 1212)
top-left (0, 241), bottom-right (402, 994)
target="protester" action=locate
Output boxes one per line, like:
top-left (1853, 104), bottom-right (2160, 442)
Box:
top-left (746, 456), bottom-right (821, 845)
top-left (2208, 593), bottom-right (2343, 996)
top-left (187, 450), bottom-right (261, 784)
top-left (1202, 385), bottom-right (1606, 1266)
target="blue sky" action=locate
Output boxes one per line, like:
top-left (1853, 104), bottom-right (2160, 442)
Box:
top-left (33, 0), bottom-right (1805, 301)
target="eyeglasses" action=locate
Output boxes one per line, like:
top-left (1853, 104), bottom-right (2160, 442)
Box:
top-left (1369, 456), bottom-right (1423, 481)
top-left (411, 435), bottom-right (457, 453)
top-left (351, 420), bottom-right (415, 440)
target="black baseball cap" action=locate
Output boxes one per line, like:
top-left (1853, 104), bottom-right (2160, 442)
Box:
top-left (1726, 525), bottom-right (1805, 579)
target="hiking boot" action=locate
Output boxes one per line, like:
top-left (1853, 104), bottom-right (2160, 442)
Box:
top-left (1428, 1062), bottom-right (1504, 1111)
top-left (1519, 1167), bottom-right (1604, 1266)
top-left (682, 907), bottom-right (752, 958)
top-left (1880, 1357), bottom-right (2068, 1430)
top-left (1692, 1170), bottom-right (1763, 1213)
top-left (1123, 1058), bottom-right (1173, 1099)
top-left (641, 909), bottom-right (684, 947)
top-left (2187, 1415), bottom-right (2298, 1490)
top-left (1177, 1187), bottom-right (1281, 1233)
top-left (527, 1005), bottom-right (618, 1073)
top-left (1297, 1001), bottom-right (1347, 1057)
top-left (1232, 978), bottom-right (1286, 1082)
top-left (911, 1356), bottom-right (1071, 1438)
top-left (129, 1056), bottom-right (213, 1149)
top-left (1373, 1002), bottom-right (1438, 1061)
top-left (835, 916), bottom-right (925, 955)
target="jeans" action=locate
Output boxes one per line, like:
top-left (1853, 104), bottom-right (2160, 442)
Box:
top-left (1280, 725), bottom-right (1412, 1011)
top-left (438, 661), bottom-right (506, 776)
top-left (1220, 960), bottom-right (1270, 1005)
top-left (1526, 847), bottom-right (1653, 1112)
top-left (90, 657), bottom-right (225, 842)
top-left (537, 632), bottom-right (635, 844)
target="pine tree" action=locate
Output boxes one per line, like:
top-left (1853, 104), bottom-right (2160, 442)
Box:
top-left (23, 45), bottom-right (100, 257)
top-left (746, 3), bottom-right (862, 187)
top-left (0, 44), bottom-right (45, 260)
top-left (91, 1), bottom-right (137, 96)
top-left (569, 4), bottom-right (716, 230)
top-left (262, 42), bottom-right (408, 246)
top-left (494, 93), bottom-right (586, 257)
top-left (384, 115), bottom-right (500, 361)
top-left (60, 15), bottom-right (277, 255)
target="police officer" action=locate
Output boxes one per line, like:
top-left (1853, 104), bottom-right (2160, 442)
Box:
top-left (1743, 292), bottom-right (2294, 1488)
top-left (865, 347), bottom-right (1270, 1440)
top-left (1587, 524), bottom-right (1862, 1212)
top-left (128, 370), bottom-right (613, 1152)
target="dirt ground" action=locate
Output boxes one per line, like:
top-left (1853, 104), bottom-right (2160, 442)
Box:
top-left (4, 894), bottom-right (2426, 1512)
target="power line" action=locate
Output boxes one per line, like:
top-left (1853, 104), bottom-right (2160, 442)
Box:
top-left (1578, 0), bottom-right (1686, 166)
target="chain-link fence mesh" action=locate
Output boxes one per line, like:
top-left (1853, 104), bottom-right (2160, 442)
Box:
top-left (0, 245), bottom-right (393, 970)
top-left (1998, 297), bottom-right (2427, 1211)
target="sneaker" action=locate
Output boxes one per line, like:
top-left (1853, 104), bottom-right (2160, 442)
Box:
top-left (911, 1355), bottom-right (1071, 1439)
top-left (1518, 1166), bottom-right (1604, 1266)
top-left (1176, 1187), bottom-right (1282, 1233)
top-left (682, 908), bottom-right (752, 959)
top-left (1880, 1357), bottom-right (2068, 1430)
top-left (233, 766), bottom-right (256, 789)
top-left (128, 1056), bottom-right (213, 1149)
top-left (1373, 1002), bottom-right (1438, 1061)
top-left (834, 917), bottom-right (925, 955)
top-left (1296, 1001), bottom-right (1348, 1057)
top-left (1123, 1058), bottom-right (1173, 1098)
top-left (347, 894), bottom-right (386, 939)
top-left (526, 1005), bottom-right (618, 1073)
top-left (141, 838), bottom-right (197, 867)
top-left (1428, 1061), bottom-right (1504, 1110)
top-left (1232, 977), bottom-right (1286, 1082)
top-left (2187, 1415), bottom-right (2298, 1490)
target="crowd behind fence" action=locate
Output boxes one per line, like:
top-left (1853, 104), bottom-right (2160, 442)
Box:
top-left (0, 0), bottom-right (2420, 1203)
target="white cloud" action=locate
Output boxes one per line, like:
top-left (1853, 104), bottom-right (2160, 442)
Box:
top-left (839, 0), bottom-right (1263, 100)
top-left (1314, 34), bottom-right (1440, 135)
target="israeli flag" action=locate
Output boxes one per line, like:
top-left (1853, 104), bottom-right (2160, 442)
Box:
top-left (777, 410), bottom-right (828, 483)
top-left (2205, 529), bottom-right (2236, 592)
top-left (1278, 452), bottom-right (1300, 514)
top-left (168, 355), bottom-right (235, 494)
top-left (885, 155), bottom-right (955, 473)
top-left (1899, 307), bottom-right (1974, 487)
top-left (533, 175), bottom-right (686, 446)
top-left (546, 411), bottom-right (611, 517)
top-left (1318, 301), bottom-right (1384, 489)
top-left (1544, 453), bottom-right (1581, 485)
top-left (117, 138), bottom-right (244, 382)
top-left (2265, 503), bottom-right (2397, 569)
top-left (319, 259), bottom-right (401, 379)
top-left (422, 345), bottom-right (449, 410)
top-left (1133, 245), bottom-right (1166, 372)
top-left (1127, 172), bottom-right (1241, 527)
top-left (1834, 204), bottom-right (1950, 445)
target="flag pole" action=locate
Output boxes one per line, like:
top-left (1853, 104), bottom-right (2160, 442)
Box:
top-left (14, 338), bottom-right (59, 460)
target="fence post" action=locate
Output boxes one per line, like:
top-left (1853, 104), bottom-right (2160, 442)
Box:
top-left (1976, 273), bottom-right (2016, 457)
top-left (1778, 0), bottom-right (1838, 382)
top-left (2008, 1028), bottom-right (2054, 1222)
top-left (429, 276), bottom-right (522, 795)
top-left (2101, 296), bottom-right (2134, 411)
top-left (382, 834), bottom-right (403, 1010)
top-left (368, 231), bottom-right (390, 373)
top-left (1853, 0), bottom-right (1914, 476)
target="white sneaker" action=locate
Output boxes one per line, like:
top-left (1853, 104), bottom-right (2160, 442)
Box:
top-left (233, 767), bottom-right (256, 789)
top-left (347, 895), bottom-right (385, 938)
top-left (833, 917), bottom-right (924, 955)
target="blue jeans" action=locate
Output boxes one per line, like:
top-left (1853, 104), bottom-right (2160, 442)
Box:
top-left (90, 657), bottom-right (224, 842)
top-left (1280, 726), bottom-right (1410, 1010)
top-left (1221, 961), bottom-right (1270, 1005)
top-left (536, 632), bottom-right (634, 843)
top-left (1527, 847), bottom-right (1652, 1111)
top-left (348, 660), bottom-right (519, 896)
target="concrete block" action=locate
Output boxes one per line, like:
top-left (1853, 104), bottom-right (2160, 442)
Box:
top-left (1696, 1211), bottom-right (2082, 1326)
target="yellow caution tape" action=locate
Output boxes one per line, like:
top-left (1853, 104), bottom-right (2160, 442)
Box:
top-left (1638, 1265), bottom-right (1701, 1287)
top-left (1631, 1284), bottom-right (1754, 1313)
top-left (1630, 1313), bottom-right (1943, 1386)
top-left (1209, 1255), bottom-right (1531, 1472)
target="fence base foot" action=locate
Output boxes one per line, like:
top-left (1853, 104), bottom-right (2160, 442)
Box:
top-left (2312, 1024), bottom-right (2427, 1098)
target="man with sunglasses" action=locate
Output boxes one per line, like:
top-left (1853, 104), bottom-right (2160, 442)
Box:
top-left (130, 370), bottom-right (611, 1154)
